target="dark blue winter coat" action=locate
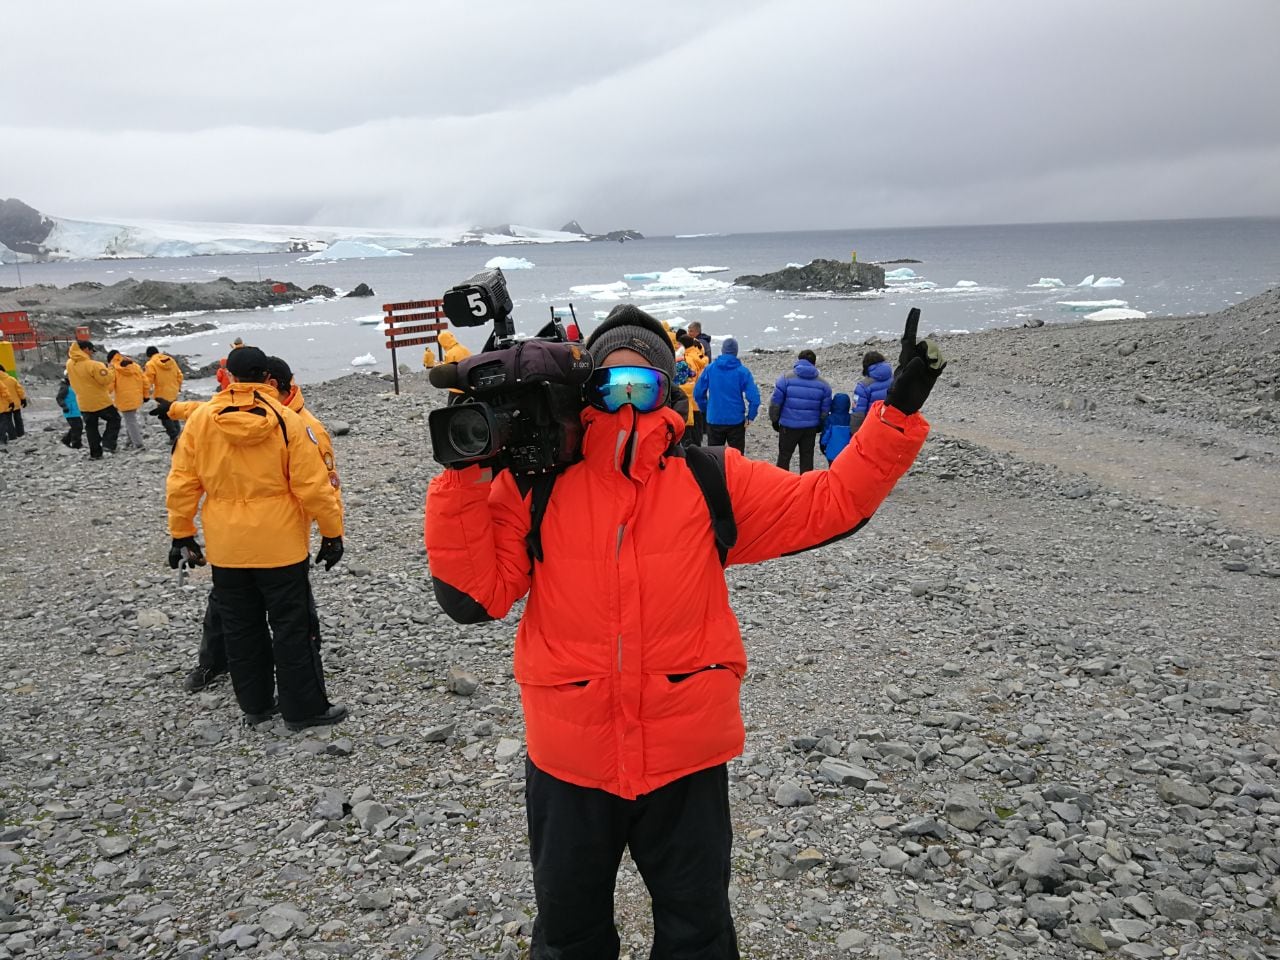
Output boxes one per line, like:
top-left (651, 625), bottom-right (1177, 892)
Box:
top-left (693, 355), bottom-right (760, 426)
top-left (853, 360), bottom-right (893, 414)
top-left (769, 360), bottom-right (832, 429)
top-left (820, 392), bottom-right (852, 464)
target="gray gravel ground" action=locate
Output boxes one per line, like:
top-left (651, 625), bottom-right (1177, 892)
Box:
top-left (1, 289), bottom-right (1277, 959)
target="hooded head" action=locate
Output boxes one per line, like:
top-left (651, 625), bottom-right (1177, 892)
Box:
top-left (831, 392), bottom-right (852, 415)
top-left (225, 345), bottom-right (272, 383)
top-left (721, 338), bottom-right (738, 356)
top-left (146, 346), bottom-right (159, 357)
top-left (584, 304), bottom-right (676, 383)
top-left (438, 331), bottom-right (458, 350)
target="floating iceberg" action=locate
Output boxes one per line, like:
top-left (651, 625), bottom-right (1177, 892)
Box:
top-left (1028, 277), bottom-right (1065, 288)
top-left (699, 304), bottom-right (727, 312)
top-left (763, 326), bottom-right (779, 333)
top-left (301, 241), bottom-right (410, 262)
top-left (354, 315), bottom-right (383, 326)
top-left (1057, 299), bottom-right (1129, 311)
top-left (640, 267), bottom-right (732, 295)
top-left (884, 267), bottom-right (918, 280)
top-left (954, 280), bottom-right (978, 288)
top-left (1084, 307), bottom-right (1146, 321)
top-left (570, 281), bottom-right (631, 298)
top-left (687, 265), bottom-right (729, 274)
top-left (271, 304), bottom-right (294, 312)
top-left (1092, 276), bottom-right (1125, 287)
top-left (1077, 274), bottom-right (1096, 287)
top-left (351, 353), bottom-right (378, 366)
top-left (623, 272), bottom-right (663, 282)
top-left (485, 256), bottom-right (534, 270)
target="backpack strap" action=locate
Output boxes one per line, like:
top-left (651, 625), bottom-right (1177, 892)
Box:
top-left (682, 445), bottom-right (737, 566)
top-left (516, 471), bottom-right (561, 564)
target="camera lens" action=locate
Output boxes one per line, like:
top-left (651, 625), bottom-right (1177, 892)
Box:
top-left (447, 407), bottom-right (492, 457)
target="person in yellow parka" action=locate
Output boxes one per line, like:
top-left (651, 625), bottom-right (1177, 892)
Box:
top-left (165, 345), bottom-right (347, 731)
top-left (437, 330), bottom-right (470, 365)
top-left (678, 335), bottom-right (709, 445)
top-left (422, 345), bottom-right (436, 369)
top-left (0, 363), bottom-right (22, 445)
top-left (145, 346), bottom-right (185, 448)
top-left (107, 350), bottom-right (150, 450)
top-left (65, 341), bottom-right (120, 460)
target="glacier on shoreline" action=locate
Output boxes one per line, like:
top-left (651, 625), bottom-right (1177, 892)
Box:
top-left (300, 241), bottom-right (410, 262)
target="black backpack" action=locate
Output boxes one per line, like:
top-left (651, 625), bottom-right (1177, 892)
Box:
top-left (517, 445), bottom-right (737, 566)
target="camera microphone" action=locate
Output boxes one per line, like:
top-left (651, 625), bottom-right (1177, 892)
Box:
top-left (428, 363), bottom-right (461, 390)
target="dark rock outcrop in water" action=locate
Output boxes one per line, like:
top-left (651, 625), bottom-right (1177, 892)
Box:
top-left (345, 283), bottom-right (375, 298)
top-left (0, 198), bottom-right (55, 256)
top-left (735, 258), bottom-right (886, 293)
top-left (6, 277), bottom-right (336, 337)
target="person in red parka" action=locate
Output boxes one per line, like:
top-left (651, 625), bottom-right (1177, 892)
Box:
top-left (424, 304), bottom-right (943, 959)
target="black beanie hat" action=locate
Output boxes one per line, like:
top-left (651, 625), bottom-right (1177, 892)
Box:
top-left (264, 356), bottom-right (294, 389)
top-left (146, 346), bottom-right (159, 357)
top-left (225, 345), bottom-right (271, 380)
top-left (584, 304), bottom-right (675, 382)
top-left (106, 349), bottom-right (119, 362)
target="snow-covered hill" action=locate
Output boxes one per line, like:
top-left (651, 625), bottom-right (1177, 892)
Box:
top-left (0, 198), bottom-right (591, 263)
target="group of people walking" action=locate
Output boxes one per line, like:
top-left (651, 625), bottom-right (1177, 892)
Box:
top-left (57, 341), bottom-right (185, 457)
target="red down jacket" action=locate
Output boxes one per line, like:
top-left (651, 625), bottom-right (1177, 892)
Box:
top-left (424, 401), bottom-right (927, 799)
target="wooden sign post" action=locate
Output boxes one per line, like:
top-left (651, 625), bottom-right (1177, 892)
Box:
top-left (382, 298), bottom-right (448, 395)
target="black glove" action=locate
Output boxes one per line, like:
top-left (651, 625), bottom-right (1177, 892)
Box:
top-left (886, 308), bottom-right (947, 416)
top-left (21, 398), bottom-right (28, 408)
top-left (315, 536), bottom-right (344, 571)
top-left (771, 420), bottom-right (781, 433)
top-left (150, 398), bottom-right (173, 420)
top-left (168, 537), bottom-right (206, 569)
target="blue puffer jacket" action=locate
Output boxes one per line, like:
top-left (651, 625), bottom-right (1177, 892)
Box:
top-left (820, 393), bottom-right (852, 464)
top-left (56, 381), bottom-right (81, 419)
top-left (769, 359), bottom-right (832, 429)
top-left (693, 355), bottom-right (761, 426)
top-left (853, 360), bottom-right (893, 414)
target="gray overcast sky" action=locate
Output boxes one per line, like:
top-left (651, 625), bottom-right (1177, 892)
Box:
top-left (4, 0), bottom-right (1279, 233)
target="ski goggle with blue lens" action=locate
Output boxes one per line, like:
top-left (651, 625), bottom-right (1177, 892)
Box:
top-left (584, 366), bottom-right (671, 413)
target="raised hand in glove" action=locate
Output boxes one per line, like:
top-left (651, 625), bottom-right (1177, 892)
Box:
top-left (150, 397), bottom-right (173, 420)
top-left (168, 536), bottom-right (206, 569)
top-left (315, 536), bottom-right (344, 571)
top-left (886, 307), bottom-right (947, 416)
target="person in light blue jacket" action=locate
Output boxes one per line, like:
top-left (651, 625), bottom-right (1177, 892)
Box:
top-left (56, 376), bottom-right (84, 449)
top-left (692, 338), bottom-right (759, 453)
top-left (820, 392), bottom-right (853, 465)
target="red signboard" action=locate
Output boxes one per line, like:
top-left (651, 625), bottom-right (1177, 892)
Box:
top-left (0, 311), bottom-right (37, 350)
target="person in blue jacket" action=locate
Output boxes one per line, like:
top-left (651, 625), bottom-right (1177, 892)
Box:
top-left (768, 349), bottom-right (832, 473)
top-left (820, 392), bottom-right (853, 466)
top-left (851, 350), bottom-right (893, 430)
top-left (692, 337), bottom-right (759, 453)
top-left (56, 376), bottom-right (84, 449)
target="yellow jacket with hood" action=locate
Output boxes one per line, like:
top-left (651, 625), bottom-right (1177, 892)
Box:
top-left (437, 331), bottom-right (471, 365)
top-left (110, 354), bottom-right (150, 411)
top-left (145, 352), bottom-right (184, 401)
top-left (166, 382), bottom-right (344, 568)
top-left (65, 343), bottom-right (116, 413)
top-left (0, 372), bottom-right (19, 411)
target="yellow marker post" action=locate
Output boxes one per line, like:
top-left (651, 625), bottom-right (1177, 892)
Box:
top-left (851, 250), bottom-right (857, 264)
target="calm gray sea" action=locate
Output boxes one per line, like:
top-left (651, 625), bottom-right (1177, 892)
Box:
top-left (7, 218), bottom-right (1279, 384)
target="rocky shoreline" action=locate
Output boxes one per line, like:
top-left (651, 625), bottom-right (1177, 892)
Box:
top-left (0, 291), bottom-right (1277, 959)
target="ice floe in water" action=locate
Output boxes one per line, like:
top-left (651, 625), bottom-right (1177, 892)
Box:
top-left (687, 265), bottom-right (728, 274)
top-left (954, 280), bottom-right (979, 288)
top-left (884, 267), bottom-right (918, 280)
top-left (763, 326), bottom-right (779, 333)
top-left (1077, 274), bottom-right (1096, 287)
top-left (624, 272), bottom-right (663, 282)
top-left (351, 353), bottom-right (378, 366)
top-left (271, 304), bottom-right (294, 312)
top-left (783, 312), bottom-right (812, 320)
top-left (485, 256), bottom-right (534, 270)
top-left (699, 305), bottom-right (727, 312)
top-left (641, 268), bottom-right (733, 294)
top-left (1057, 299), bottom-right (1129, 311)
top-left (300, 241), bottom-right (410, 261)
top-left (354, 315), bottom-right (383, 326)
top-left (1092, 276), bottom-right (1125, 287)
top-left (571, 281), bottom-right (631, 298)
top-left (1085, 307), bottom-right (1146, 321)
top-left (1028, 277), bottom-right (1065, 288)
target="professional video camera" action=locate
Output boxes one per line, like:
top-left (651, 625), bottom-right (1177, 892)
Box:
top-left (427, 268), bottom-right (594, 474)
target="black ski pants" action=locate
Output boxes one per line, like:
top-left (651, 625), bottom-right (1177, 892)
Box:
top-left (199, 582), bottom-right (320, 675)
top-left (61, 417), bottom-right (83, 448)
top-left (526, 760), bottom-right (738, 960)
top-left (82, 405), bottom-right (121, 458)
top-left (705, 422), bottom-right (745, 454)
top-left (776, 426), bottom-right (818, 473)
top-left (212, 560), bottom-right (329, 722)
